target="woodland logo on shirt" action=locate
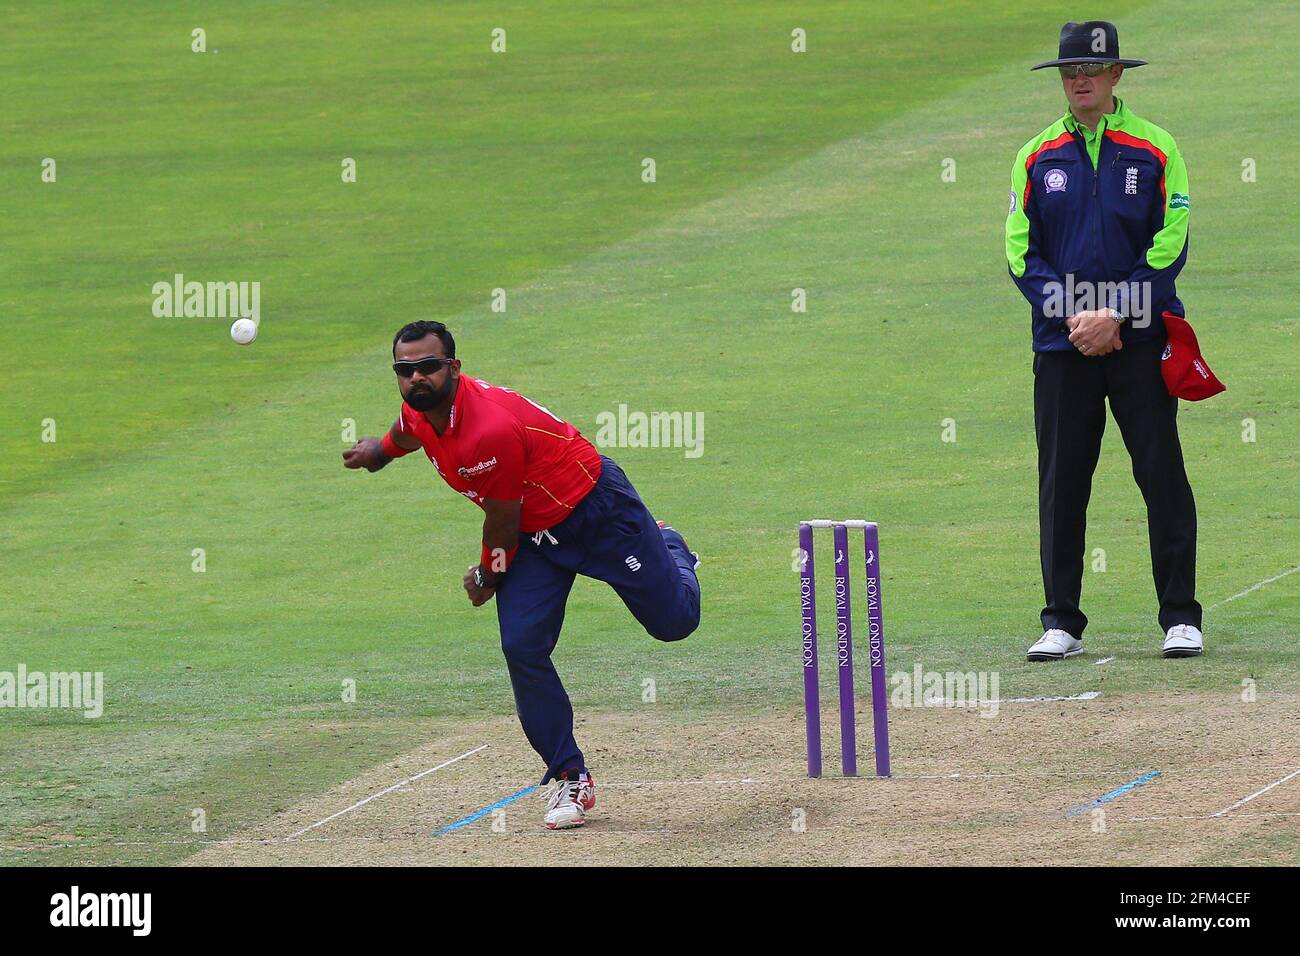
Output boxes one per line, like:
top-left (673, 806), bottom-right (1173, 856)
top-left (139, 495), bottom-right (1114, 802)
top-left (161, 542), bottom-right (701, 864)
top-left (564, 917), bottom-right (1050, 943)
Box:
top-left (458, 457), bottom-right (498, 479)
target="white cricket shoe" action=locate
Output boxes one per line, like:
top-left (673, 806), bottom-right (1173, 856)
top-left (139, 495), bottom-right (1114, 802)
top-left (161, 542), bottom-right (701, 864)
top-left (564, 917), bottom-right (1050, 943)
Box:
top-left (1162, 624), bottom-right (1203, 658)
top-left (1027, 628), bottom-right (1084, 662)
top-left (543, 772), bottom-right (592, 830)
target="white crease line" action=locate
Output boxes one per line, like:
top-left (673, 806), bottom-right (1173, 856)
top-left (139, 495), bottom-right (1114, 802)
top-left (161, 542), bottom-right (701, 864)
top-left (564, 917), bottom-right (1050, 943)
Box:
top-left (1212, 766), bottom-right (1300, 818)
top-left (285, 744), bottom-right (487, 841)
top-left (1094, 656), bottom-right (1116, 665)
top-left (1127, 811), bottom-right (1300, 822)
top-left (1209, 565), bottom-right (1300, 609)
top-left (931, 692), bottom-right (1100, 706)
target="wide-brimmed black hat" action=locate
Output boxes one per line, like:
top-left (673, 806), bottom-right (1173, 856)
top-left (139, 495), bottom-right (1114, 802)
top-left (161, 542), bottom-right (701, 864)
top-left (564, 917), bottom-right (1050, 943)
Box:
top-left (1031, 21), bottom-right (1147, 70)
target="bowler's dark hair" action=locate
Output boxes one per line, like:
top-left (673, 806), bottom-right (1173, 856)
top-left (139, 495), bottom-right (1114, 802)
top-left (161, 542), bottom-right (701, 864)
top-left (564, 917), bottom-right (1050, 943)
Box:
top-left (392, 320), bottom-right (455, 358)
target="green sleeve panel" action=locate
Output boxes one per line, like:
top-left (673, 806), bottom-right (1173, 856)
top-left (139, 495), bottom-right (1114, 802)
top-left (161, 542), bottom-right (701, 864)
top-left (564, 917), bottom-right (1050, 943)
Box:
top-left (1005, 121), bottom-right (1068, 277)
top-left (1006, 121), bottom-right (1071, 318)
top-left (1120, 113), bottom-right (1190, 270)
top-left (1149, 137), bottom-right (1190, 270)
top-left (1005, 146), bottom-right (1032, 277)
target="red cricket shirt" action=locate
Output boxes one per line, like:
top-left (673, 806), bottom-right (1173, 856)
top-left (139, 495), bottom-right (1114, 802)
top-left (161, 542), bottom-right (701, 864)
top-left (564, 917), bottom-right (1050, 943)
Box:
top-left (396, 375), bottom-right (603, 532)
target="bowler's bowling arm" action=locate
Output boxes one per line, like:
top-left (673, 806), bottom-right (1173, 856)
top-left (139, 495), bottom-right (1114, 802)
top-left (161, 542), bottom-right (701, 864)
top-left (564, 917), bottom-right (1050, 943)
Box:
top-left (372, 419), bottom-right (422, 467)
top-left (386, 420), bottom-right (421, 453)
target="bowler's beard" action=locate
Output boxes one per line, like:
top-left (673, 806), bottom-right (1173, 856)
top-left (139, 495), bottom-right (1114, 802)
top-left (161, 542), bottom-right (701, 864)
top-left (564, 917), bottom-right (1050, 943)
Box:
top-left (403, 376), bottom-right (452, 411)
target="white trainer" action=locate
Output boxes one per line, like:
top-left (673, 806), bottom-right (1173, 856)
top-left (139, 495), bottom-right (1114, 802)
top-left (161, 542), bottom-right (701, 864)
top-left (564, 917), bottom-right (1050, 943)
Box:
top-left (543, 774), bottom-right (587, 830)
top-left (1027, 628), bottom-right (1083, 662)
top-left (1162, 624), bottom-right (1203, 658)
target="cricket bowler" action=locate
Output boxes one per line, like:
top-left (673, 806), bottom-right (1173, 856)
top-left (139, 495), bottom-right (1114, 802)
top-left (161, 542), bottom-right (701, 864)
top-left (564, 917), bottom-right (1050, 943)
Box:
top-left (343, 321), bottom-right (702, 829)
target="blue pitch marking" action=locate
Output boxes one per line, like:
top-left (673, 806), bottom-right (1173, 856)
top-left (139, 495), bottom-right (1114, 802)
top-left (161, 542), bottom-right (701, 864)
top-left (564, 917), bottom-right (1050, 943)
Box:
top-left (434, 785), bottom-right (538, 835)
top-left (1066, 770), bottom-right (1162, 818)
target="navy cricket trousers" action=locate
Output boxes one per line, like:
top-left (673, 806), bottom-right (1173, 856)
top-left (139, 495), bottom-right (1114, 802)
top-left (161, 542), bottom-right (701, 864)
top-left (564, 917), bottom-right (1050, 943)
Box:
top-left (1034, 341), bottom-right (1201, 638)
top-left (494, 456), bottom-right (701, 783)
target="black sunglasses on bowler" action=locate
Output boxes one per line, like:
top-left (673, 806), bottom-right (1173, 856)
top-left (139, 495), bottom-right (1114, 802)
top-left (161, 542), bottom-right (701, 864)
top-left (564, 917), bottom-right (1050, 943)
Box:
top-left (392, 356), bottom-right (453, 377)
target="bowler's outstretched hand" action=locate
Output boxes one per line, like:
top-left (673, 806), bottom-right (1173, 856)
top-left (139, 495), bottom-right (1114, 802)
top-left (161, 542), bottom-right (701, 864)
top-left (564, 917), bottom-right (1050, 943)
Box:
top-left (342, 438), bottom-right (390, 472)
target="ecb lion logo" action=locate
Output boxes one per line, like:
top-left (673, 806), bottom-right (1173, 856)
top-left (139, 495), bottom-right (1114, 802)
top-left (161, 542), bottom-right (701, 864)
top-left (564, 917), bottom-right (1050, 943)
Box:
top-left (1043, 168), bottom-right (1068, 192)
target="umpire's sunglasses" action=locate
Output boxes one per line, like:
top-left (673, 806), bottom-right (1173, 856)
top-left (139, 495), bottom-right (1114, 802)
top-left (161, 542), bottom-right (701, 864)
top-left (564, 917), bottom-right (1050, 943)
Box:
top-left (1058, 63), bottom-right (1112, 78)
top-left (392, 357), bottom-right (453, 377)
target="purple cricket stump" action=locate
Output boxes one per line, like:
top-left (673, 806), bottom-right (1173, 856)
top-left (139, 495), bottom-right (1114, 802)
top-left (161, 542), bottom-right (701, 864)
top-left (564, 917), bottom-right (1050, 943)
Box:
top-left (863, 522), bottom-right (891, 777)
top-left (833, 523), bottom-right (857, 776)
top-left (799, 522), bottom-right (821, 778)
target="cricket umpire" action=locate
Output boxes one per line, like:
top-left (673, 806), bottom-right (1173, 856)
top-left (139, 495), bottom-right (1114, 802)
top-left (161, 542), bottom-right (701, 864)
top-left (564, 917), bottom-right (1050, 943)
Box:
top-left (1005, 21), bottom-right (1207, 661)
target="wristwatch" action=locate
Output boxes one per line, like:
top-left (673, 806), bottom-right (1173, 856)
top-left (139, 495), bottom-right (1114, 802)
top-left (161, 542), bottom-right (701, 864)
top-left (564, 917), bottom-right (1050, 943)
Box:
top-left (1107, 307), bottom-right (1126, 324)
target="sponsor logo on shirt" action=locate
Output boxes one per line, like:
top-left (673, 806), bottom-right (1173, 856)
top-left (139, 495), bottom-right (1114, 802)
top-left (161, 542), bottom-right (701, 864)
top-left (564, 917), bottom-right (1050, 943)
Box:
top-left (458, 457), bottom-right (498, 479)
top-left (1043, 168), bottom-right (1068, 193)
top-left (1008, 189), bottom-right (1017, 215)
top-left (1169, 192), bottom-right (1190, 210)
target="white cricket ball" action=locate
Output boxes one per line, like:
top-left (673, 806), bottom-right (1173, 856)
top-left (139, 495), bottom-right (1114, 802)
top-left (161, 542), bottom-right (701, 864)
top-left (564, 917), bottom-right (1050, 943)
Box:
top-left (230, 318), bottom-right (258, 345)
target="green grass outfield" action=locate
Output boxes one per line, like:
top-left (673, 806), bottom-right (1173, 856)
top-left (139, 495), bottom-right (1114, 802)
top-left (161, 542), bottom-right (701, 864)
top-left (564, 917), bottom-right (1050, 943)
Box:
top-left (1, 0), bottom-right (1296, 864)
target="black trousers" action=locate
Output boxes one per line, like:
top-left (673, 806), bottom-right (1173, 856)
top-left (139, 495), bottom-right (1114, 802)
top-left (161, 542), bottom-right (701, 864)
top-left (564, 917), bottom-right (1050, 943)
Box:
top-left (1034, 341), bottom-right (1201, 638)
